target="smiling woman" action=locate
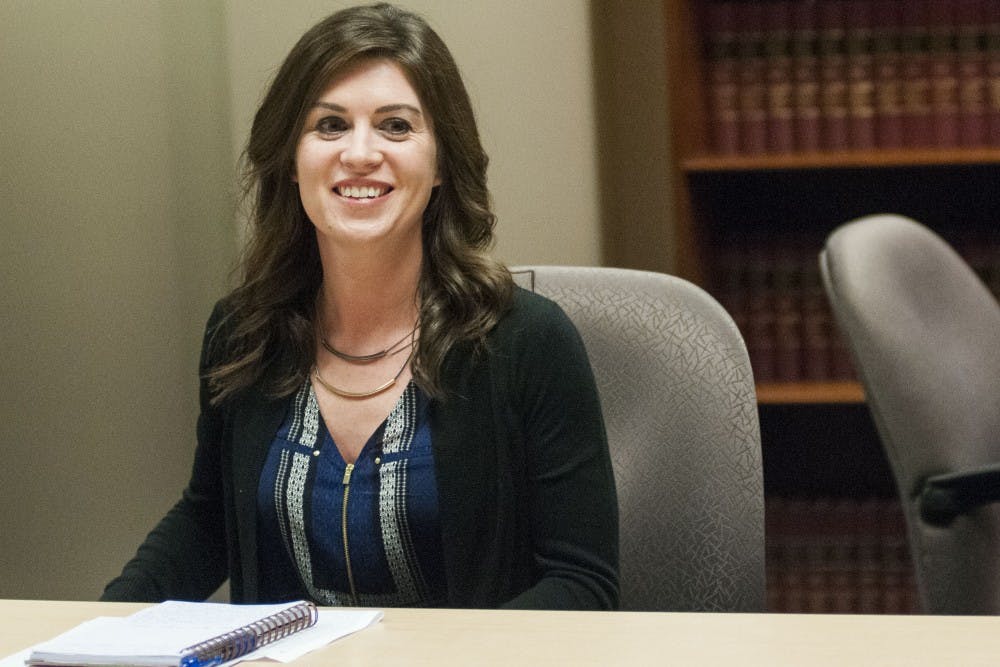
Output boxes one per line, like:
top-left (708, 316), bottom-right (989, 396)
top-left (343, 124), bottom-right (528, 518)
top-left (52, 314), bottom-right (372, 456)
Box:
top-left (100, 3), bottom-right (619, 611)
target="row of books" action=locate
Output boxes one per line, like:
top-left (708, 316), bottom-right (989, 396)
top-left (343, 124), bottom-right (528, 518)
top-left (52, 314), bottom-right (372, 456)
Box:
top-left (766, 496), bottom-right (919, 614)
top-left (712, 238), bottom-right (1000, 384)
top-left (713, 243), bottom-right (854, 383)
top-left (700, 0), bottom-right (1000, 154)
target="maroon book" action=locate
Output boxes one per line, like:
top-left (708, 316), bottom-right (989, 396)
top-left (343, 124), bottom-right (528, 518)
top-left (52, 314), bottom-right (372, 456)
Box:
top-left (986, 0), bottom-right (1000, 144)
top-left (900, 0), bottom-right (933, 147)
top-left (846, 0), bottom-right (877, 149)
top-left (792, 0), bottom-right (823, 151)
top-left (745, 245), bottom-right (776, 382)
top-left (819, 0), bottom-right (850, 150)
top-left (872, 0), bottom-right (905, 148)
top-left (703, 1), bottom-right (742, 155)
top-left (927, 0), bottom-right (960, 147)
top-left (764, 0), bottom-right (796, 153)
top-left (801, 257), bottom-right (833, 382)
top-left (956, 0), bottom-right (988, 146)
top-left (738, 1), bottom-right (769, 154)
top-left (772, 248), bottom-right (803, 381)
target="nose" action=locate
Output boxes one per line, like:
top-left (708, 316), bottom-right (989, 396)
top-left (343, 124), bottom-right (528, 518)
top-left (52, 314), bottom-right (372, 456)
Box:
top-left (341, 127), bottom-right (382, 171)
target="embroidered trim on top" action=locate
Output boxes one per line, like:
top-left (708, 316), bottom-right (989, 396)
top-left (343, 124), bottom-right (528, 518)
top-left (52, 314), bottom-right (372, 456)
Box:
top-left (276, 381), bottom-right (433, 607)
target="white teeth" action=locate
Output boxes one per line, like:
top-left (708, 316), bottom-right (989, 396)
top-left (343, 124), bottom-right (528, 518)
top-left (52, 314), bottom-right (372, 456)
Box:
top-left (339, 185), bottom-right (384, 199)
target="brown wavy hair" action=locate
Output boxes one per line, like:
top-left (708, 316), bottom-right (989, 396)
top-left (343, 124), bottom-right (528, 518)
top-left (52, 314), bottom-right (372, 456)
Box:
top-left (207, 3), bottom-right (512, 403)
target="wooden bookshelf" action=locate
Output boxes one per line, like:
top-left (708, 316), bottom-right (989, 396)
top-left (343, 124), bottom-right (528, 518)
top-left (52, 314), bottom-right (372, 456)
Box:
top-left (657, 0), bottom-right (1000, 392)
top-left (684, 146), bottom-right (1000, 172)
top-left (756, 381), bottom-right (864, 405)
top-left (651, 0), bottom-right (1000, 615)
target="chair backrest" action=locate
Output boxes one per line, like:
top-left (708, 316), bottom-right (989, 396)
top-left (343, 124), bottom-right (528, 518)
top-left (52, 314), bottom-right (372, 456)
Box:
top-left (819, 214), bottom-right (1000, 614)
top-left (512, 265), bottom-right (765, 612)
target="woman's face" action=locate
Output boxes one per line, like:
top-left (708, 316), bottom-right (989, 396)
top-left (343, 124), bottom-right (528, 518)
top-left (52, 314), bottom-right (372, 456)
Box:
top-left (294, 58), bottom-right (439, 251)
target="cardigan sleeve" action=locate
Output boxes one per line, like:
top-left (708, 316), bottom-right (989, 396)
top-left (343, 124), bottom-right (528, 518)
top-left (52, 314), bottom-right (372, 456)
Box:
top-left (500, 296), bottom-right (620, 610)
top-left (99, 303), bottom-right (229, 602)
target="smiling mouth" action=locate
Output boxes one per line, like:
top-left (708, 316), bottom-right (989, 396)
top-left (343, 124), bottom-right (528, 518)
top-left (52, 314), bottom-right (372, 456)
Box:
top-left (335, 185), bottom-right (391, 199)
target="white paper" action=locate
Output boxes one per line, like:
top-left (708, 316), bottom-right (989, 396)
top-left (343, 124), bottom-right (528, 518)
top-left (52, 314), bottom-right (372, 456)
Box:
top-left (0, 649), bottom-right (29, 667)
top-left (20, 601), bottom-right (382, 666)
top-left (231, 609), bottom-right (383, 663)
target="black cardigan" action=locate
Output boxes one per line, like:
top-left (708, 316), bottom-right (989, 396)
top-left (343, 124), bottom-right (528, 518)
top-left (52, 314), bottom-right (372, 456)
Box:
top-left (102, 288), bottom-right (619, 609)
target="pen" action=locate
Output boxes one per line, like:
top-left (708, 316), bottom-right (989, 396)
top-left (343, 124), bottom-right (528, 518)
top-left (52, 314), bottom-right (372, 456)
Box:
top-left (179, 655), bottom-right (223, 667)
top-left (179, 624), bottom-right (259, 667)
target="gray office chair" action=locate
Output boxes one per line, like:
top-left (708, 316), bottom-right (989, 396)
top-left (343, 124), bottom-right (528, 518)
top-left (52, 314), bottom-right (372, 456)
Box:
top-left (512, 266), bottom-right (765, 612)
top-left (820, 214), bottom-right (1000, 614)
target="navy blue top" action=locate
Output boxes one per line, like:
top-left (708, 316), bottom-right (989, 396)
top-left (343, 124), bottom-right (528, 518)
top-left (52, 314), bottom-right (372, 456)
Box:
top-left (256, 380), bottom-right (446, 607)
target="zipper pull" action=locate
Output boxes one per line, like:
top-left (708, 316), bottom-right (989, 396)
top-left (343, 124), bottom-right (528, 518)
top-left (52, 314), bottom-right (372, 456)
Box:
top-left (342, 462), bottom-right (354, 486)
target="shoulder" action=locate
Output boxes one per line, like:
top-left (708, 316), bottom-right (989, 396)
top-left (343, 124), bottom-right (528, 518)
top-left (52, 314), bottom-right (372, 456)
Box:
top-left (440, 287), bottom-right (581, 377)
top-left (491, 286), bottom-right (577, 343)
top-left (486, 286), bottom-right (590, 378)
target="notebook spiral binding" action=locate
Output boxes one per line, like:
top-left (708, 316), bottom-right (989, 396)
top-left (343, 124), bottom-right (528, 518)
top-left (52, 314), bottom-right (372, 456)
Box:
top-left (179, 601), bottom-right (319, 666)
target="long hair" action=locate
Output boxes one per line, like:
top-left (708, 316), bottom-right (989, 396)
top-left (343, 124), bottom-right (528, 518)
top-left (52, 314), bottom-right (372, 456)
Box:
top-left (207, 3), bottom-right (512, 404)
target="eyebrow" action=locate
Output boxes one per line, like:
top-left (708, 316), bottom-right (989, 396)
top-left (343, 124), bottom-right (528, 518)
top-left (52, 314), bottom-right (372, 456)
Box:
top-left (312, 102), bottom-right (423, 116)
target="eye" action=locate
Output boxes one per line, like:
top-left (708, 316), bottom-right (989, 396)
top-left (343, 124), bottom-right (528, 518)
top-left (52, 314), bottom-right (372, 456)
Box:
top-left (380, 117), bottom-right (413, 137)
top-left (315, 116), bottom-right (348, 136)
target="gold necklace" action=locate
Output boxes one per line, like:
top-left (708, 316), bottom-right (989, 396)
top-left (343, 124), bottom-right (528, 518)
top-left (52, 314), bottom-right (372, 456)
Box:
top-left (313, 347), bottom-right (414, 399)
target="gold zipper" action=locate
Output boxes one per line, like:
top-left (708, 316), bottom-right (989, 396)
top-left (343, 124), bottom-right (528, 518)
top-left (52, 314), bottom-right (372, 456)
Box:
top-left (341, 462), bottom-right (358, 605)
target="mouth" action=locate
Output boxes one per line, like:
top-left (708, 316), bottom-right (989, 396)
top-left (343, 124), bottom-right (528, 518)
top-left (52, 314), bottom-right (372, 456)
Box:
top-left (334, 185), bottom-right (392, 199)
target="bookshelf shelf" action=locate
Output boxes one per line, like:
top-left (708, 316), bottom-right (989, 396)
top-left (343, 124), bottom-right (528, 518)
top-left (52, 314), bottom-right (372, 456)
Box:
top-left (684, 147), bottom-right (1000, 173)
top-left (756, 381), bottom-right (864, 405)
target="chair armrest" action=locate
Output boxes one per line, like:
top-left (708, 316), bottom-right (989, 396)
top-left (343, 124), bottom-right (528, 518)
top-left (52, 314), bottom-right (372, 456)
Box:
top-left (919, 462), bottom-right (1000, 526)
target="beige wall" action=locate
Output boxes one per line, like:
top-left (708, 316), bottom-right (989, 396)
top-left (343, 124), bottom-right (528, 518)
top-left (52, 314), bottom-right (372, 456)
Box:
top-left (592, 0), bottom-right (675, 273)
top-left (0, 1), bottom-right (235, 599)
top-left (0, 1), bottom-right (670, 599)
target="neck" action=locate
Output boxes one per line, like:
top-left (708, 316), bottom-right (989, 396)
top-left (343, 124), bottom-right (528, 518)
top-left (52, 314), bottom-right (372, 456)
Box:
top-left (316, 237), bottom-right (423, 343)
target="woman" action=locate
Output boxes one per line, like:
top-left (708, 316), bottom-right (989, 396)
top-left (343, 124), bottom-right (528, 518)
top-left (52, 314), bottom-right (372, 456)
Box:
top-left (102, 3), bottom-right (618, 610)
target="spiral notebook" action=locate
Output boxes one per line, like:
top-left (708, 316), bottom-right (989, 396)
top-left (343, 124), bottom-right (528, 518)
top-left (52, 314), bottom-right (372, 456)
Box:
top-left (24, 600), bottom-right (376, 667)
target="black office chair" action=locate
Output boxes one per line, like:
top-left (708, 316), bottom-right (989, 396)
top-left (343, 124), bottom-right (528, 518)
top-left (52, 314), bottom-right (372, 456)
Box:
top-left (820, 214), bottom-right (1000, 614)
top-left (512, 266), bottom-right (765, 612)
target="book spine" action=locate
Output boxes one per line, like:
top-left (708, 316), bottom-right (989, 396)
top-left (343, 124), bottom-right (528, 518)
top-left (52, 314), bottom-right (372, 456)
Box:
top-left (956, 0), bottom-right (988, 146)
top-left (792, 0), bottom-right (822, 151)
top-left (819, 0), bottom-right (850, 150)
top-left (745, 244), bottom-right (776, 383)
top-left (830, 328), bottom-right (857, 380)
top-left (986, 0), bottom-right (1000, 144)
top-left (872, 0), bottom-right (905, 148)
top-left (738, 2), bottom-right (769, 154)
top-left (900, 0), bottom-right (933, 146)
top-left (927, 0), bottom-right (960, 147)
top-left (704, 1), bottom-right (742, 155)
top-left (713, 245), bottom-right (748, 351)
top-left (764, 1), bottom-right (796, 153)
top-left (773, 248), bottom-right (803, 381)
top-left (801, 253), bottom-right (832, 381)
top-left (846, 0), bottom-right (877, 149)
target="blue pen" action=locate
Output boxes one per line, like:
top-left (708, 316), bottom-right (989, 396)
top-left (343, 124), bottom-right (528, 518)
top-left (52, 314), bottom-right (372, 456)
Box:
top-left (179, 628), bottom-right (259, 667)
top-left (179, 655), bottom-right (223, 667)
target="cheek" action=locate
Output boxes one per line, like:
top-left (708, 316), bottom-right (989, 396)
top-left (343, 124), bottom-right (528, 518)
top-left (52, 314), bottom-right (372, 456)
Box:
top-left (293, 141), bottom-right (326, 185)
